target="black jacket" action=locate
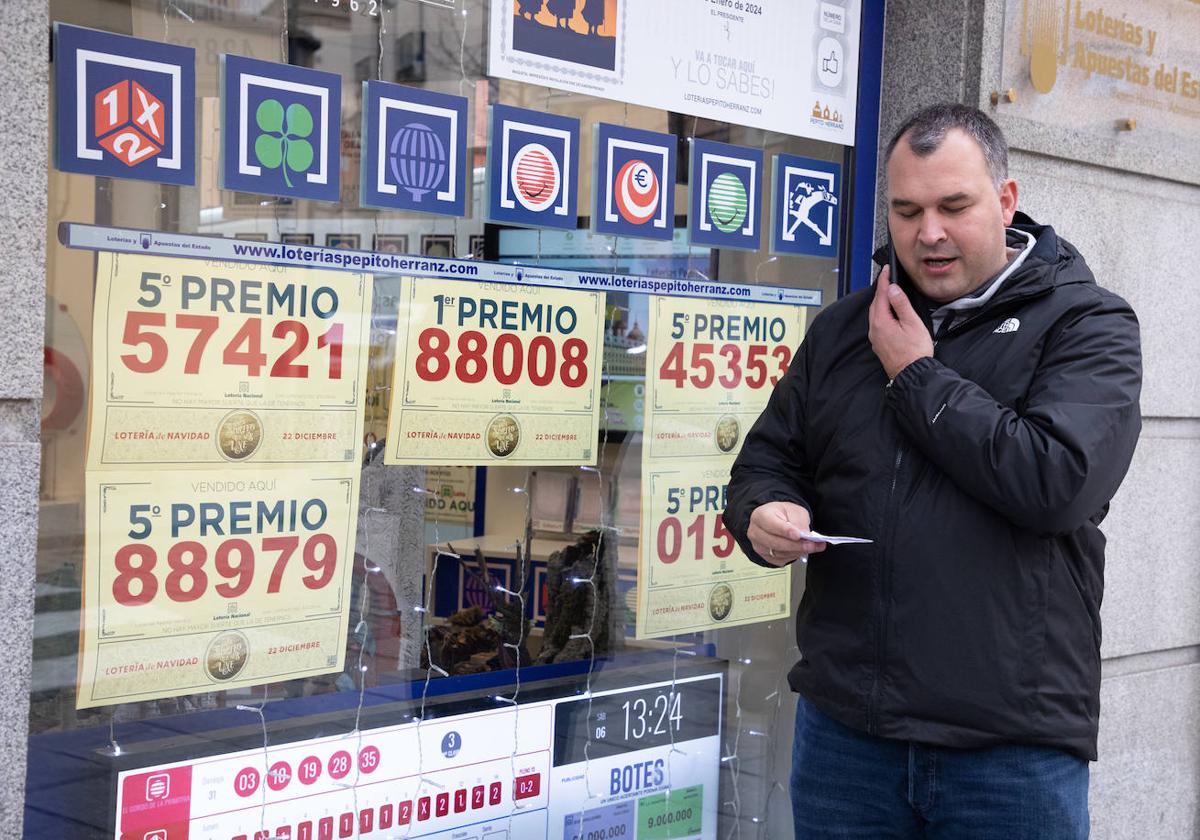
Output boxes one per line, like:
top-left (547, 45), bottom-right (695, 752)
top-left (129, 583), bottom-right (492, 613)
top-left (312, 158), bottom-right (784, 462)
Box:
top-left (726, 215), bottom-right (1142, 760)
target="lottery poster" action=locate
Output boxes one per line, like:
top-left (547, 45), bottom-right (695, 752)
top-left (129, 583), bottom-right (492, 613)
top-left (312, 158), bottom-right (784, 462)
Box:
top-left (423, 465), bottom-right (477, 525)
top-left (384, 276), bottom-right (605, 466)
top-left (77, 467), bottom-right (359, 709)
top-left (86, 252), bottom-right (372, 469)
top-left (636, 296), bottom-right (806, 639)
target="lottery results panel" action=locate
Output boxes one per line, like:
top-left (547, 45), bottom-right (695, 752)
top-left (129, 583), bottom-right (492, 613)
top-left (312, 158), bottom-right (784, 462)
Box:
top-left (79, 253), bottom-right (372, 708)
top-left (114, 671), bottom-right (723, 840)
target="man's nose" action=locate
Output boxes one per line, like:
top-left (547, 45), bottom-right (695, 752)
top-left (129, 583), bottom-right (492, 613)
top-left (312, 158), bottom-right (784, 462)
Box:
top-left (917, 214), bottom-right (947, 246)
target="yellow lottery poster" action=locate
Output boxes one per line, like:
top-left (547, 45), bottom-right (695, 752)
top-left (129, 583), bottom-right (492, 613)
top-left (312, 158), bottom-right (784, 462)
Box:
top-left (87, 253), bottom-right (372, 469)
top-left (636, 296), bottom-right (807, 639)
top-left (77, 467), bottom-right (359, 709)
top-left (637, 457), bottom-right (792, 638)
top-left (643, 295), bottom-right (806, 460)
top-left (385, 277), bottom-right (605, 465)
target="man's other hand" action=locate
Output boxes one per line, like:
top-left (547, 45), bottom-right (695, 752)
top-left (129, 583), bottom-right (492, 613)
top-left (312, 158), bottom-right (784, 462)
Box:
top-left (868, 267), bottom-right (934, 379)
top-left (748, 502), bottom-right (829, 566)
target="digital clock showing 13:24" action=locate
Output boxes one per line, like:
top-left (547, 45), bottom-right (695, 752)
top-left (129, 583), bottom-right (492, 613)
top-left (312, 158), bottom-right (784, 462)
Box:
top-left (551, 675), bottom-right (723, 766)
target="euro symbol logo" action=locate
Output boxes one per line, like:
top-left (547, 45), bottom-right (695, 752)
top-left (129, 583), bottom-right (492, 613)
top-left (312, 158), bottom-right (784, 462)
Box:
top-left (614, 159), bottom-right (660, 225)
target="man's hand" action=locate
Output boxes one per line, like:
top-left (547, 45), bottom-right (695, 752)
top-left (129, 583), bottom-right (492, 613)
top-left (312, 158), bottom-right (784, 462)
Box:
top-left (868, 267), bottom-right (934, 380)
top-left (747, 501), bottom-right (829, 566)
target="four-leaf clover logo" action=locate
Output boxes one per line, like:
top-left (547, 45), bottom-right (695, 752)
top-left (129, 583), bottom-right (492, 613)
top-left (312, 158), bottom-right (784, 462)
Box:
top-left (254, 99), bottom-right (314, 188)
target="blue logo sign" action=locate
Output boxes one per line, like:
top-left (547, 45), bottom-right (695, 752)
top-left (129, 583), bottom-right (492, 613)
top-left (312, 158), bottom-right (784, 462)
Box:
top-left (487, 104), bottom-right (579, 230)
top-left (54, 23), bottom-right (195, 185)
top-left (688, 139), bottom-right (762, 251)
top-left (770, 154), bottom-right (840, 258)
top-left (592, 123), bottom-right (676, 241)
top-left (441, 731), bottom-right (462, 759)
top-left (361, 81), bottom-right (467, 216)
top-left (220, 55), bottom-right (341, 202)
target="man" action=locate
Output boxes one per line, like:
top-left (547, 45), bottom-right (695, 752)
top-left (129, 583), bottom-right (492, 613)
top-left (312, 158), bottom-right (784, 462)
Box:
top-left (726, 104), bottom-right (1142, 838)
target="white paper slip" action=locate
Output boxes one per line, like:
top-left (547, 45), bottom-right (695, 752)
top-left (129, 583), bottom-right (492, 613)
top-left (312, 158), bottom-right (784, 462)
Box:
top-left (798, 530), bottom-right (874, 545)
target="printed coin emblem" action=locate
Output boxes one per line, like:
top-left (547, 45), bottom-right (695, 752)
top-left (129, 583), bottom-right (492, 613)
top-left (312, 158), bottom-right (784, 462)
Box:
top-left (206, 630), bottom-right (250, 682)
top-left (217, 410), bottom-right (264, 461)
top-left (709, 583), bottom-right (734, 622)
top-left (486, 414), bottom-right (521, 458)
top-left (715, 415), bottom-right (740, 453)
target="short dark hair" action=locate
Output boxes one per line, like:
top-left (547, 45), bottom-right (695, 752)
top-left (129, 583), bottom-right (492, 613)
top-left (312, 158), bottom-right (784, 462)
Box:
top-left (885, 104), bottom-right (1009, 190)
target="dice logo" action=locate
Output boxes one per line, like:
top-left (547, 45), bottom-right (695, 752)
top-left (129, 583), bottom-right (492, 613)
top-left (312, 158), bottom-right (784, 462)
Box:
top-left (54, 24), bottom-right (194, 184)
top-left (94, 80), bottom-right (165, 166)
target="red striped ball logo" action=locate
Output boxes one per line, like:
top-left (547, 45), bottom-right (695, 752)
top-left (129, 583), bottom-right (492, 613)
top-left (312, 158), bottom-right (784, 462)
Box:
top-left (511, 143), bottom-right (560, 212)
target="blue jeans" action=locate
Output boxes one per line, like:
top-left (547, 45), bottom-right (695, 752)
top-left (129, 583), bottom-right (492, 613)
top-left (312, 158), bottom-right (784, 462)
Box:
top-left (790, 695), bottom-right (1089, 839)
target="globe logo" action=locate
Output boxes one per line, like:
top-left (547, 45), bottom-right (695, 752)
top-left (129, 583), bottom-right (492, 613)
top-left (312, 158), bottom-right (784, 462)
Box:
top-left (511, 142), bottom-right (561, 213)
top-left (388, 122), bottom-right (448, 202)
top-left (707, 172), bottom-right (749, 233)
top-left (615, 159), bottom-right (659, 225)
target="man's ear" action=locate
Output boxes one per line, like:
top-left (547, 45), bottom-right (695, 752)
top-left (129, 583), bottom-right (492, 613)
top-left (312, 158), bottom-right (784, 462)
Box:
top-left (999, 179), bottom-right (1018, 225)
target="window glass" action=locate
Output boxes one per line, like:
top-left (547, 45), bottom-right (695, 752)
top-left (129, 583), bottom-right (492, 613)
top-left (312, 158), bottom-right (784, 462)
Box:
top-left (33, 1), bottom-right (847, 836)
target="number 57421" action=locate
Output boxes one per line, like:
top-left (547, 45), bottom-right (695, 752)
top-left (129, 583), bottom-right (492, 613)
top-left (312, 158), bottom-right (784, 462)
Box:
top-left (120, 311), bottom-right (344, 379)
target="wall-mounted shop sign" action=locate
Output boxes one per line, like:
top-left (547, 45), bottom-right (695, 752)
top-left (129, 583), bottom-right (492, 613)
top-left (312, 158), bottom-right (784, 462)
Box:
top-left (770, 154), bottom-right (842, 258)
top-left (53, 23), bottom-right (196, 185)
top-left (688, 139), bottom-right (763, 252)
top-left (220, 54), bottom-right (342, 202)
top-left (1001, 0), bottom-right (1200, 142)
top-left (591, 123), bottom-right (678, 242)
top-left (488, 0), bottom-right (862, 146)
top-left (486, 104), bottom-right (581, 230)
top-left (360, 81), bottom-right (469, 217)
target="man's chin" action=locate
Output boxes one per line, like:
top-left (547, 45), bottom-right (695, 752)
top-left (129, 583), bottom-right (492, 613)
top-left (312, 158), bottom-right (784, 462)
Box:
top-left (913, 275), bottom-right (963, 304)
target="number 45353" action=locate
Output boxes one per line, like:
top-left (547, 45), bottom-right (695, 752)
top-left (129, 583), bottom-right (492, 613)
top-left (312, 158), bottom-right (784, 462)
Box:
top-left (658, 342), bottom-right (790, 389)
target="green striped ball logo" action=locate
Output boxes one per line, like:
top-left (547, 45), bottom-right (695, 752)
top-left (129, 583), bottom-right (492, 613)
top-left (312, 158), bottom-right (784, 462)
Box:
top-left (706, 172), bottom-right (748, 233)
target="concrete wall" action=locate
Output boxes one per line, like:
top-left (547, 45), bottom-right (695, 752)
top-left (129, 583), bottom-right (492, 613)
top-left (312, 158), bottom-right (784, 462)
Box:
top-left (0, 0), bottom-right (47, 832)
top-left (879, 1), bottom-right (1200, 836)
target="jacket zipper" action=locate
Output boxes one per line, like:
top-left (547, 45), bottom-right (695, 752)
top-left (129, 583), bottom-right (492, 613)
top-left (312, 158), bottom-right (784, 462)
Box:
top-left (868, 438), bottom-right (906, 734)
top-left (865, 283), bottom-right (1056, 733)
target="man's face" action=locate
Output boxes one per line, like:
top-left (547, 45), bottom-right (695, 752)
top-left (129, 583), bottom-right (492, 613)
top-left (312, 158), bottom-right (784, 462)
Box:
top-left (886, 129), bottom-right (1018, 303)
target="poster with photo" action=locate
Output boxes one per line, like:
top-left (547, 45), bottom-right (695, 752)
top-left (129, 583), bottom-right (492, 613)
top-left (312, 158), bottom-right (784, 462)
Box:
top-left (489, 0), bottom-right (862, 146)
top-left (374, 233), bottom-right (410, 254)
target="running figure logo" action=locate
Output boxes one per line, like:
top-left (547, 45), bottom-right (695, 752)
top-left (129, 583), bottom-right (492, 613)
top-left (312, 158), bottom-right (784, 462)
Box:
top-left (786, 178), bottom-right (838, 246)
top-left (771, 153), bottom-right (841, 258)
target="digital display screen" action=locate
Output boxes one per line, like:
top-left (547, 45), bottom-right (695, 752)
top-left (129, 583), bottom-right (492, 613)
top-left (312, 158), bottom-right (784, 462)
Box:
top-left (113, 669), bottom-right (724, 840)
top-left (553, 676), bottom-right (722, 765)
